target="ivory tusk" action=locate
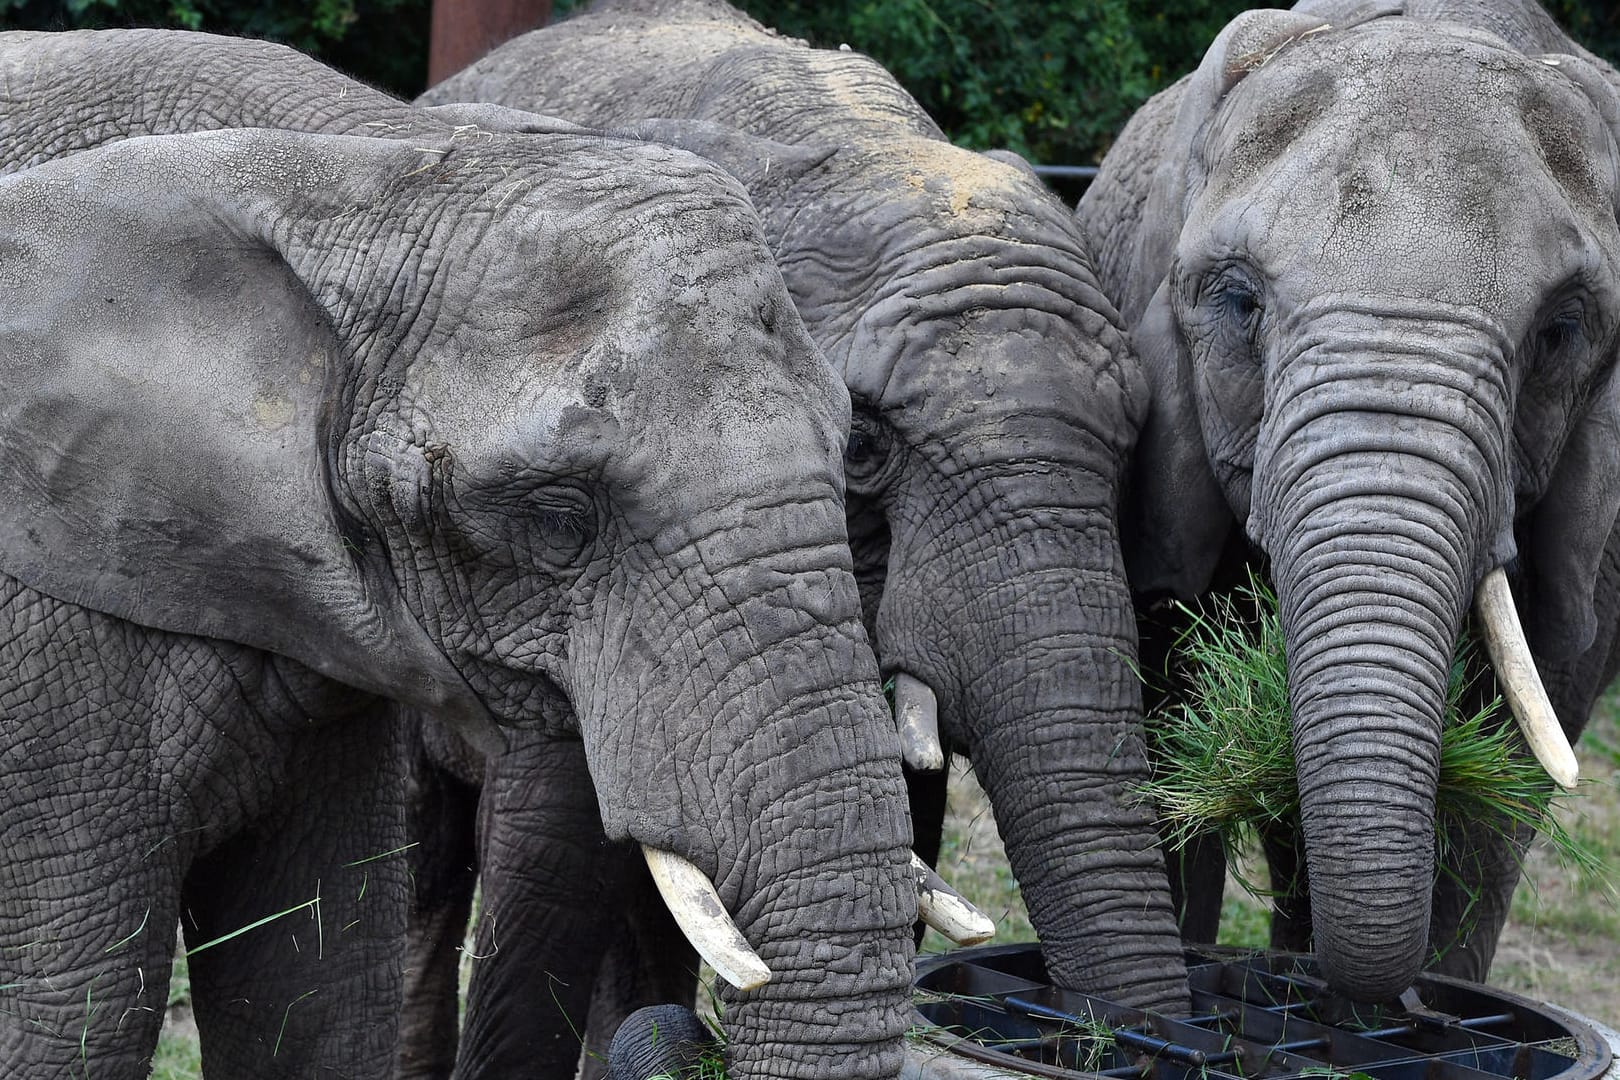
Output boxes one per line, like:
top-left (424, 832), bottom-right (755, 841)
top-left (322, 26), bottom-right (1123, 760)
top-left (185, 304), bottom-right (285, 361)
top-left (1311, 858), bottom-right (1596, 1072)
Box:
top-left (894, 672), bottom-right (946, 773)
top-left (642, 847), bottom-right (772, 991)
top-left (1475, 568), bottom-right (1580, 791)
top-left (911, 853), bottom-right (996, 946)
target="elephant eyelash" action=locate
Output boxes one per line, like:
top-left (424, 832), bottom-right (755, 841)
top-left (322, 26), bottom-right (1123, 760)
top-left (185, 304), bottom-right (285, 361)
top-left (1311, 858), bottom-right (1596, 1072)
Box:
top-left (535, 506), bottom-right (592, 538)
top-left (1196, 264), bottom-right (1266, 334)
top-left (1536, 312), bottom-right (1583, 353)
top-left (1219, 283), bottom-right (1262, 324)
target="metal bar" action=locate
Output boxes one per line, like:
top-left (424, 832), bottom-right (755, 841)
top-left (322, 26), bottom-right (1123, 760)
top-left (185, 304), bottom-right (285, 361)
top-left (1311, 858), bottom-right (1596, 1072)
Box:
top-left (1031, 165), bottom-right (1099, 179)
top-left (1259, 1001), bottom-right (1313, 1014)
top-left (1110, 1026), bottom-right (1217, 1065)
top-left (1001, 997), bottom-right (1235, 1068)
top-left (1177, 1011), bottom-right (1233, 1028)
top-left (980, 1038), bottom-right (1047, 1052)
top-left (1001, 995), bottom-right (1098, 1028)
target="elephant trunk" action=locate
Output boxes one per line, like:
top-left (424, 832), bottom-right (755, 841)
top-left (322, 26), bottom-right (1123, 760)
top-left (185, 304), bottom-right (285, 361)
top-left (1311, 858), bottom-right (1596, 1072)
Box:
top-left (1256, 322), bottom-right (1512, 1000)
top-left (883, 509), bottom-right (1189, 1015)
top-left (720, 841), bottom-right (915, 1080)
top-left (1276, 519), bottom-right (1456, 998)
top-left (970, 567), bottom-right (1189, 1014)
top-left (574, 497), bottom-right (916, 1080)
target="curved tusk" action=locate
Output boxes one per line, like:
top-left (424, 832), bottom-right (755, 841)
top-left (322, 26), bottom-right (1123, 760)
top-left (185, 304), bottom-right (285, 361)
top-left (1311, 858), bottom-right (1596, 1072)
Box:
top-left (642, 847), bottom-right (772, 991)
top-left (894, 672), bottom-right (946, 773)
top-left (911, 853), bottom-right (995, 946)
top-left (1475, 568), bottom-right (1579, 791)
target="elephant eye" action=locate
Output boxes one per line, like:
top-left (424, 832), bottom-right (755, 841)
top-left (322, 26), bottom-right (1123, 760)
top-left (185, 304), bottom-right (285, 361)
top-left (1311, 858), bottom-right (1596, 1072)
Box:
top-left (1190, 263), bottom-right (1266, 356)
top-left (1535, 308), bottom-right (1584, 357)
top-left (844, 411), bottom-right (896, 491)
top-left (1217, 278), bottom-right (1263, 329)
top-left (531, 490), bottom-right (597, 568)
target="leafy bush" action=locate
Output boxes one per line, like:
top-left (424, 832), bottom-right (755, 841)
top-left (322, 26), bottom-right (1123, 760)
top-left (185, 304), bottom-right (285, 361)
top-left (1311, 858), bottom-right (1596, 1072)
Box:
top-left (743, 0), bottom-right (1168, 167)
top-left (0, 0), bottom-right (430, 96)
top-left (2, 1), bottom-right (1618, 163)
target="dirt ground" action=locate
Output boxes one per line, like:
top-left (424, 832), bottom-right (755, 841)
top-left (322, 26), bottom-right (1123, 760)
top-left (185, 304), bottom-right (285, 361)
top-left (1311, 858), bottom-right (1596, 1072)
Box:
top-left (932, 697), bottom-right (1620, 1028)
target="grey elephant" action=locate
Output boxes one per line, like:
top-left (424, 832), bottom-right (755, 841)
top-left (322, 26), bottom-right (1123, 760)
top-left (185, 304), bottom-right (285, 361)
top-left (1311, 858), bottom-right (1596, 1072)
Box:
top-left (412, 0), bottom-right (1190, 1070)
top-left (0, 35), bottom-right (922, 1080)
top-left (1078, 0), bottom-right (1620, 1001)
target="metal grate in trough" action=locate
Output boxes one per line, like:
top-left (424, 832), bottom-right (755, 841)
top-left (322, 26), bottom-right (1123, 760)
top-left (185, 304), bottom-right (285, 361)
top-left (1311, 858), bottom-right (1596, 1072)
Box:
top-left (912, 945), bottom-right (1613, 1080)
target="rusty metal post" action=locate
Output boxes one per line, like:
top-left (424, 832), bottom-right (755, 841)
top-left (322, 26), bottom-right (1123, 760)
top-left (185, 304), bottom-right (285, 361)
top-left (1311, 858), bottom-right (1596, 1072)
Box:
top-left (428, 0), bottom-right (553, 86)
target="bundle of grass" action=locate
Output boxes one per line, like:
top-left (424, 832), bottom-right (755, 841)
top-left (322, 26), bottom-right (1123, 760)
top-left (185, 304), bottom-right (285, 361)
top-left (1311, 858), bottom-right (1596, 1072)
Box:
top-left (1140, 572), bottom-right (1601, 897)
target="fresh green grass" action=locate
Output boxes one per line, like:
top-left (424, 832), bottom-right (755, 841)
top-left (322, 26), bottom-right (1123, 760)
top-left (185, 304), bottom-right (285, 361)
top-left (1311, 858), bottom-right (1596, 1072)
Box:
top-left (1140, 573), bottom-right (1601, 891)
top-left (149, 1027), bottom-right (200, 1080)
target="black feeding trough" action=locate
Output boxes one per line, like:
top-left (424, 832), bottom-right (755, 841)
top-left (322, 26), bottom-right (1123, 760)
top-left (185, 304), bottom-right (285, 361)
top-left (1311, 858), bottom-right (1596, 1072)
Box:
top-left (904, 945), bottom-right (1619, 1080)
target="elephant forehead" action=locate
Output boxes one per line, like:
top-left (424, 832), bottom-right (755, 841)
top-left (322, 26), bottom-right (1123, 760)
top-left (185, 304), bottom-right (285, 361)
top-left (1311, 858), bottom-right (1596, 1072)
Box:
top-left (402, 160), bottom-right (844, 441)
top-left (1207, 23), bottom-right (1603, 188)
top-left (1198, 24), bottom-right (1620, 312)
top-left (405, 284), bottom-right (848, 525)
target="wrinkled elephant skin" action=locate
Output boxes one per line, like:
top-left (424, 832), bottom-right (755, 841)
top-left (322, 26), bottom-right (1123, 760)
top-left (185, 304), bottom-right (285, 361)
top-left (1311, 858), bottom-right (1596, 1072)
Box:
top-left (0, 37), bottom-right (915, 1080)
top-left (1078, 0), bottom-right (1620, 1001)
top-left (413, 0), bottom-right (1192, 1069)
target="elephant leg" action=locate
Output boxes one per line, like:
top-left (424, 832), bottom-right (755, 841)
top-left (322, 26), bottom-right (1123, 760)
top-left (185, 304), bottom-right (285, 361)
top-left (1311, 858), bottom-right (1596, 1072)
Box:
top-left (398, 742), bottom-right (481, 1080)
top-left (1165, 833), bottom-right (1226, 944)
top-left (578, 868), bottom-right (701, 1080)
top-left (1427, 813), bottom-right (1532, 982)
top-left (0, 782), bottom-right (185, 1075)
top-left (1259, 823), bottom-right (1312, 953)
top-left (0, 590), bottom-right (218, 1075)
top-left (182, 705), bottom-right (408, 1079)
top-left (453, 735), bottom-right (639, 1080)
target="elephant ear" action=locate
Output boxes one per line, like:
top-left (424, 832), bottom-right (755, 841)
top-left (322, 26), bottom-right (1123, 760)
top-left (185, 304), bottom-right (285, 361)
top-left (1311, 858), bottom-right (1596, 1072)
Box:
top-left (1526, 368), bottom-right (1620, 657)
top-left (1123, 281), bottom-right (1232, 599)
top-left (1523, 53), bottom-right (1620, 658)
top-left (1122, 10), bottom-right (1330, 598)
top-left (614, 118), bottom-right (835, 200)
top-left (0, 131), bottom-right (500, 752)
top-left (1122, 8), bottom-right (1333, 321)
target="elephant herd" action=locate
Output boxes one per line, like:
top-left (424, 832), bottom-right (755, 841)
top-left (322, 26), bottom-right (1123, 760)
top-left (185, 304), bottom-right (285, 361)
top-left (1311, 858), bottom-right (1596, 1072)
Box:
top-left (0, 0), bottom-right (1614, 1077)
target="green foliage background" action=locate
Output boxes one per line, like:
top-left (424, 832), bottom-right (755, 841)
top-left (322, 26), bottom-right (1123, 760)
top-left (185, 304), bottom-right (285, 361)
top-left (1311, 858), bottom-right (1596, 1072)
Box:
top-left (3, 0), bottom-right (1619, 162)
top-left (0, 0), bottom-right (431, 96)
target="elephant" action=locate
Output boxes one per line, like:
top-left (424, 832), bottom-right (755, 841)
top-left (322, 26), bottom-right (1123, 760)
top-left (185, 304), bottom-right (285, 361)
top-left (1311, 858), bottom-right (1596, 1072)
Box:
top-left (0, 34), bottom-right (925, 1080)
top-left (1076, 0), bottom-right (1620, 1001)
top-left (411, 0), bottom-right (1190, 1070)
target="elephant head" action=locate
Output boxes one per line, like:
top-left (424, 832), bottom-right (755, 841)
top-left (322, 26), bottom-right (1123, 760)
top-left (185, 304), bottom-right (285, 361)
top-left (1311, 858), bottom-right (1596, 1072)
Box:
top-left (423, 0), bottom-right (1193, 1015)
top-left (1084, 8), bottom-right (1620, 999)
top-left (0, 125), bottom-right (918, 1080)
